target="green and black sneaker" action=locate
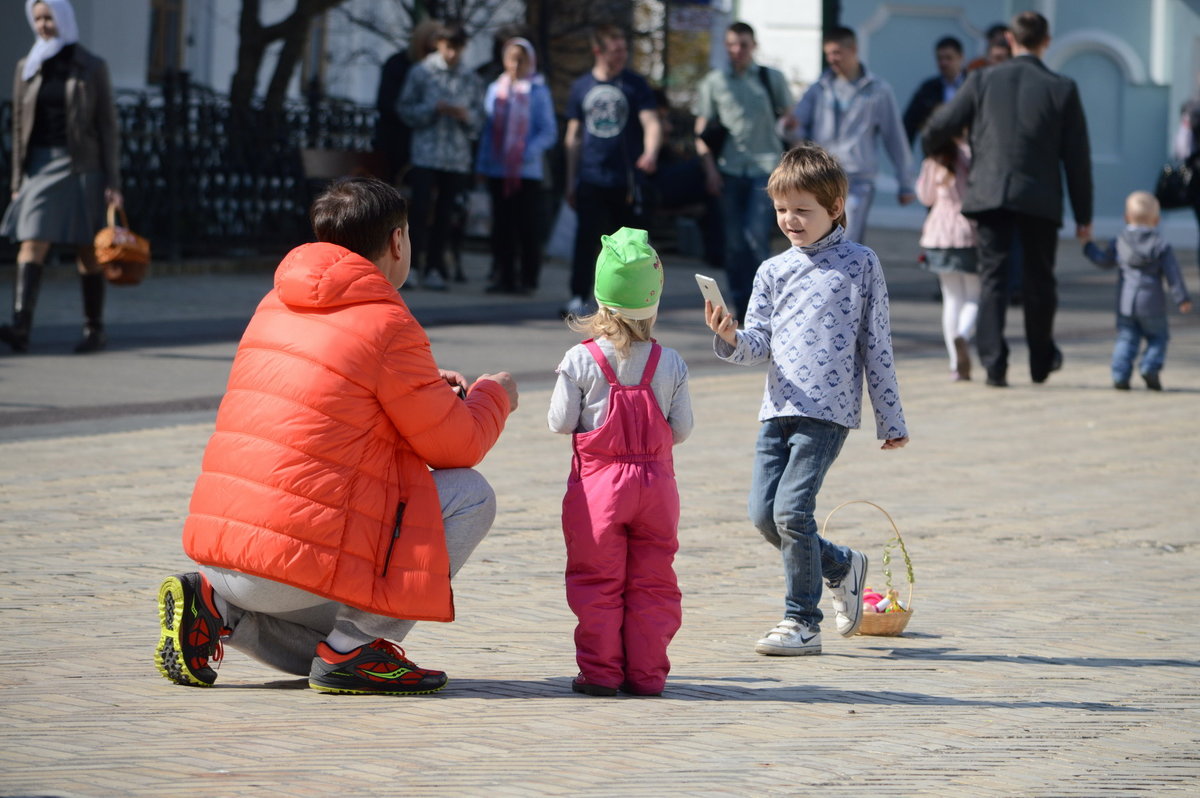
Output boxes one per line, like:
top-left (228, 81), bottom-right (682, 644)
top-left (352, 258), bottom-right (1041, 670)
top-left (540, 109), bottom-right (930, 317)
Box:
top-left (309, 638), bottom-right (448, 695)
top-left (155, 572), bottom-right (228, 686)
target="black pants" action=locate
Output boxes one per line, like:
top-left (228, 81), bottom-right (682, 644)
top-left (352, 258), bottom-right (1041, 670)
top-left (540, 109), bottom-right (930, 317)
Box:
top-left (974, 210), bottom-right (1060, 382)
top-left (488, 177), bottom-right (545, 291)
top-left (570, 182), bottom-right (641, 300)
top-left (409, 167), bottom-right (469, 279)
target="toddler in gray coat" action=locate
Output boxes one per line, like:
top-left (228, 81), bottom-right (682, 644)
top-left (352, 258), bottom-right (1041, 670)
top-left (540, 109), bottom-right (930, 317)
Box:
top-left (1082, 191), bottom-right (1192, 390)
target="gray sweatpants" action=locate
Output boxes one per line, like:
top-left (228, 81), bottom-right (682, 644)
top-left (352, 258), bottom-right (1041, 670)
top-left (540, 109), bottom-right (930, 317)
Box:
top-left (200, 468), bottom-right (496, 676)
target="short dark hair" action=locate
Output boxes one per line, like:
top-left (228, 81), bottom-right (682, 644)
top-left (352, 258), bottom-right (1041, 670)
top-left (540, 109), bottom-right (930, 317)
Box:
top-left (1010, 11), bottom-right (1049, 49)
top-left (590, 23), bottom-right (627, 52)
top-left (935, 36), bottom-right (963, 55)
top-left (727, 21), bottom-right (755, 40)
top-left (310, 177), bottom-right (408, 261)
top-left (436, 22), bottom-right (467, 47)
top-left (985, 24), bottom-right (1009, 43)
top-left (823, 26), bottom-right (857, 48)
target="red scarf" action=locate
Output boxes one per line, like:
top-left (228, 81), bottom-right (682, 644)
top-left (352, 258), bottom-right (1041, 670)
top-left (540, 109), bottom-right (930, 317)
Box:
top-left (491, 38), bottom-right (538, 198)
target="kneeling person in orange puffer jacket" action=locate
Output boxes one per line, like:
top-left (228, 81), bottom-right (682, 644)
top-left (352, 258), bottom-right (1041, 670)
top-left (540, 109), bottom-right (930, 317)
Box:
top-left (154, 177), bottom-right (519, 695)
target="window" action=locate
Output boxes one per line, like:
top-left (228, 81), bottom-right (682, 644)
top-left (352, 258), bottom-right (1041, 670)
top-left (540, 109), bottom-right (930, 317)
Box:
top-left (148, 0), bottom-right (186, 85)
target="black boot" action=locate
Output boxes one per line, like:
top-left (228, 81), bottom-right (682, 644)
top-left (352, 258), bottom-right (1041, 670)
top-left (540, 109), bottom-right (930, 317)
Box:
top-left (0, 262), bottom-right (44, 353)
top-left (74, 272), bottom-right (107, 353)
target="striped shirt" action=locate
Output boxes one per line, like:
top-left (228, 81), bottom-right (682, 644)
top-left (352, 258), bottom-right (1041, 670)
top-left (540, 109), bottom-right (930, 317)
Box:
top-left (715, 226), bottom-right (908, 440)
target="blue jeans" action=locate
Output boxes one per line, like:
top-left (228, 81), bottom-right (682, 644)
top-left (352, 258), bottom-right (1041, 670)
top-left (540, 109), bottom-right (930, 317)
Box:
top-left (720, 172), bottom-right (775, 322)
top-left (843, 176), bottom-right (876, 244)
top-left (748, 416), bottom-right (851, 626)
top-left (1113, 313), bottom-right (1169, 382)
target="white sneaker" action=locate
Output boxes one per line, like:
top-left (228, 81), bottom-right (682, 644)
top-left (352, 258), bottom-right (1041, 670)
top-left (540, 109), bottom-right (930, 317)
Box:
top-left (827, 550), bottom-right (868, 637)
top-left (754, 618), bottom-right (821, 656)
top-left (423, 271), bottom-right (447, 291)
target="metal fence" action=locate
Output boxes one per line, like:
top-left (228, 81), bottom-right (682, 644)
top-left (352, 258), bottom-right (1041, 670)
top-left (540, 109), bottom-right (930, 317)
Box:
top-left (0, 72), bottom-right (378, 259)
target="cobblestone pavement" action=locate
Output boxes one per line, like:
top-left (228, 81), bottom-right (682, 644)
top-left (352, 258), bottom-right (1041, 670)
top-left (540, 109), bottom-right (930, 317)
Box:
top-left (2, 228), bottom-right (1198, 796)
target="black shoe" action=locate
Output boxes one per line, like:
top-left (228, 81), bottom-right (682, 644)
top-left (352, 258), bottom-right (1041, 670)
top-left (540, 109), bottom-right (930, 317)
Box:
top-left (309, 639), bottom-right (448, 695)
top-left (1142, 372), bottom-right (1163, 391)
top-left (155, 572), bottom-right (229, 687)
top-left (571, 676), bottom-right (617, 696)
top-left (1032, 347), bottom-right (1063, 384)
top-left (1113, 379), bottom-right (1131, 390)
top-left (985, 375), bottom-right (1008, 388)
top-left (0, 324), bottom-right (30, 353)
top-left (74, 325), bottom-right (107, 353)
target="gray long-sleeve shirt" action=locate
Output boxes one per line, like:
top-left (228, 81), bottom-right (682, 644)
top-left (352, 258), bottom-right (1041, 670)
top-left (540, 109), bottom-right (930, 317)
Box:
top-left (715, 226), bottom-right (907, 440)
top-left (548, 338), bottom-right (693, 444)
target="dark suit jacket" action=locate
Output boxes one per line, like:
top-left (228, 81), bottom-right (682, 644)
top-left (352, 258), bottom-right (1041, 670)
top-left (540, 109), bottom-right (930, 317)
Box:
top-left (922, 55), bottom-right (1092, 227)
top-left (903, 75), bottom-right (946, 144)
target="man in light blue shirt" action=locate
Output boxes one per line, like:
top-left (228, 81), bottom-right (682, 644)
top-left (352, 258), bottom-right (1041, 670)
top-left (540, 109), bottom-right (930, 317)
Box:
top-left (694, 21), bottom-right (793, 323)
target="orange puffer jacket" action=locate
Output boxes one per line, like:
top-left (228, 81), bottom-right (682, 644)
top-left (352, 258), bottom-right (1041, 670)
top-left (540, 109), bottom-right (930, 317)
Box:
top-left (183, 243), bottom-right (509, 622)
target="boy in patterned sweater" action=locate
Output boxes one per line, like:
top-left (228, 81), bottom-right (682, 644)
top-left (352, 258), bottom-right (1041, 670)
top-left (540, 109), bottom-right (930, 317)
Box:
top-left (704, 144), bottom-right (909, 656)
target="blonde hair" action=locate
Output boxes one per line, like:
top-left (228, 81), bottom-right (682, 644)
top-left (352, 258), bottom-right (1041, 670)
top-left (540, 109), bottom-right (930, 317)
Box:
top-left (766, 144), bottom-right (849, 229)
top-left (1125, 190), bottom-right (1160, 225)
top-left (567, 306), bottom-right (654, 359)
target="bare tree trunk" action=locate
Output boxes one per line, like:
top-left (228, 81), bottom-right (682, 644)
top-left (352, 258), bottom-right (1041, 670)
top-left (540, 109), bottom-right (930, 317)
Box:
top-left (229, 0), bottom-right (347, 113)
top-left (230, 0), bottom-right (266, 112)
top-left (264, 16), bottom-right (312, 112)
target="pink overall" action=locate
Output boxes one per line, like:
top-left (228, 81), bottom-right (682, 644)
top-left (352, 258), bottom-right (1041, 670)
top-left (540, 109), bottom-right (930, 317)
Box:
top-left (561, 339), bottom-right (682, 694)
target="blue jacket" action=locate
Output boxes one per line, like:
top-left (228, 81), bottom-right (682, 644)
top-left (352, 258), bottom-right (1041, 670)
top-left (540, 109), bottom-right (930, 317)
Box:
top-left (793, 67), bottom-right (913, 193)
top-left (475, 79), bottom-right (557, 181)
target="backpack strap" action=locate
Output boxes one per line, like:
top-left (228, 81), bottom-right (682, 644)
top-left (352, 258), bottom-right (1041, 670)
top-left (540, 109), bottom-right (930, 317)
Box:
top-left (582, 339), bottom-right (620, 386)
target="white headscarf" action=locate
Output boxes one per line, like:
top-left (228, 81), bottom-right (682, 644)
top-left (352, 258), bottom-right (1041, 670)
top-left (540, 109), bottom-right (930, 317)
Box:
top-left (22, 0), bottom-right (80, 82)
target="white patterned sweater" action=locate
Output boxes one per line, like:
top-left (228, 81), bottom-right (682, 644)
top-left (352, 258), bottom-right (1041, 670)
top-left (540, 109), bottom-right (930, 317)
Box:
top-left (714, 226), bottom-right (908, 440)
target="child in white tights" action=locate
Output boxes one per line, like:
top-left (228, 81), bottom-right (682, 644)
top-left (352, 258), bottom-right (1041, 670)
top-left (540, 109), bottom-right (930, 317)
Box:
top-left (916, 136), bottom-right (980, 380)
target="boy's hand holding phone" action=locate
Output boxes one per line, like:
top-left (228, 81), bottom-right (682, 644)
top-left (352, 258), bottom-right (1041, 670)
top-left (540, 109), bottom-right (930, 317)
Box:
top-left (696, 274), bottom-right (738, 345)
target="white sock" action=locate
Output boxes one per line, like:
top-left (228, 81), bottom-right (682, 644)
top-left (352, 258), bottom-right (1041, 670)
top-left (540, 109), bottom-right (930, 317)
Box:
top-left (324, 628), bottom-right (373, 653)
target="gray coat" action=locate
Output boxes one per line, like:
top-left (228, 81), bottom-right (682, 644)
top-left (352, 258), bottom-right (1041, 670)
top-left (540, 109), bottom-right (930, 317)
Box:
top-left (793, 67), bottom-right (913, 192)
top-left (1083, 227), bottom-right (1190, 318)
top-left (922, 55), bottom-right (1092, 227)
top-left (11, 44), bottom-right (121, 194)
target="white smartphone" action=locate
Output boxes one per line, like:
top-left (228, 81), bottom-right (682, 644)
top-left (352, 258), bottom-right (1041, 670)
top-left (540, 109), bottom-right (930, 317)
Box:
top-left (694, 273), bottom-right (730, 315)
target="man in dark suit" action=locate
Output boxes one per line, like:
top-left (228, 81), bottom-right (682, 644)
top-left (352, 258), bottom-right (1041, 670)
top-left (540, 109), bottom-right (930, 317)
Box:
top-left (903, 36), bottom-right (965, 145)
top-left (923, 11), bottom-right (1092, 387)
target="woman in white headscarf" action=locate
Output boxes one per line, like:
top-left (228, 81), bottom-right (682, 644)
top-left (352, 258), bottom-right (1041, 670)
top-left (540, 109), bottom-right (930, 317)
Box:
top-left (475, 37), bottom-right (557, 295)
top-left (1, 0), bottom-right (122, 354)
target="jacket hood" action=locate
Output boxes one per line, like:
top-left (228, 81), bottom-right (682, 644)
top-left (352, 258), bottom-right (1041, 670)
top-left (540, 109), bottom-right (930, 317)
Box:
top-left (1116, 227), bottom-right (1160, 272)
top-left (274, 242), bottom-right (399, 309)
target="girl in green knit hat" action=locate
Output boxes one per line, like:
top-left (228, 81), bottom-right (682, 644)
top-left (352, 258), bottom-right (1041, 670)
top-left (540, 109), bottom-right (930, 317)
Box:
top-left (548, 227), bottom-right (694, 697)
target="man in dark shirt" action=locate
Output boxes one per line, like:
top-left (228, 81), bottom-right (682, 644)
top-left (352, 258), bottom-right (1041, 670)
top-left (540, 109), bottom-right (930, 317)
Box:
top-left (562, 24), bottom-right (662, 316)
top-left (903, 36), bottom-right (965, 145)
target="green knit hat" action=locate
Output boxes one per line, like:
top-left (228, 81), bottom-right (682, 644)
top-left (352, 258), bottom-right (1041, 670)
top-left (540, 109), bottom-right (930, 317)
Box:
top-left (593, 227), bottom-right (663, 320)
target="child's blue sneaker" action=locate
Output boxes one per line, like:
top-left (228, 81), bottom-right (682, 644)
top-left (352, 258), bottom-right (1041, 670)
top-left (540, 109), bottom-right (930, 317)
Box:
top-left (755, 618), bottom-right (821, 656)
top-left (827, 550), bottom-right (868, 637)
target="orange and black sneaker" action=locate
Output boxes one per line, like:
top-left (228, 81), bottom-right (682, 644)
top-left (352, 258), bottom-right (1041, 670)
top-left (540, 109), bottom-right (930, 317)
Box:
top-left (308, 638), bottom-right (448, 695)
top-left (155, 572), bottom-right (229, 687)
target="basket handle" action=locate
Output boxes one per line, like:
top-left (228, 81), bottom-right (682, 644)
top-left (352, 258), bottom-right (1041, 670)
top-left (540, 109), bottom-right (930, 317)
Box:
top-left (821, 500), bottom-right (913, 609)
top-left (106, 203), bottom-right (130, 230)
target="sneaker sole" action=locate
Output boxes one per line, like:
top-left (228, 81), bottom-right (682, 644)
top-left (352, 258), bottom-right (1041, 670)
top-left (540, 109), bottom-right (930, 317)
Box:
top-left (754, 642), bottom-right (822, 656)
top-left (308, 677), bottom-right (448, 696)
top-left (154, 576), bottom-right (214, 687)
top-left (836, 554), bottom-right (869, 638)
